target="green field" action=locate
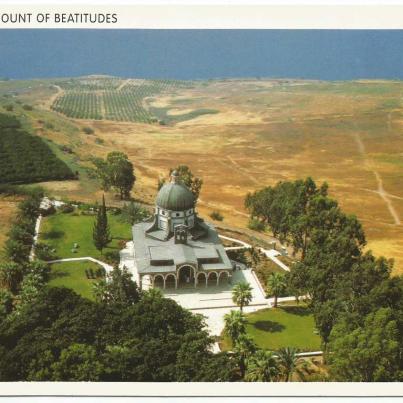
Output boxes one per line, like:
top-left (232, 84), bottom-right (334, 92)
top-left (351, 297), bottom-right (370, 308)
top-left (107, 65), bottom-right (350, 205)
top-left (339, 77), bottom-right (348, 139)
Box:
top-left (221, 304), bottom-right (321, 352)
top-left (0, 113), bottom-right (75, 184)
top-left (48, 260), bottom-right (101, 300)
top-left (40, 210), bottom-right (131, 261)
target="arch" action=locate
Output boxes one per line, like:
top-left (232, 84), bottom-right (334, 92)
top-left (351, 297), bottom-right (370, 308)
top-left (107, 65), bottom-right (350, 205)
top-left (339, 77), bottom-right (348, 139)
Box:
top-left (218, 271), bottom-right (230, 286)
top-left (207, 271), bottom-right (218, 286)
top-left (153, 274), bottom-right (165, 289)
top-left (196, 272), bottom-right (207, 288)
top-left (165, 273), bottom-right (177, 289)
top-left (177, 265), bottom-right (195, 288)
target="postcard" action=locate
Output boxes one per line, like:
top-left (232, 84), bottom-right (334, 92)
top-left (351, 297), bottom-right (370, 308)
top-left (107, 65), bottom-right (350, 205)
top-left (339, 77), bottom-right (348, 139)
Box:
top-left (0, 1), bottom-right (402, 399)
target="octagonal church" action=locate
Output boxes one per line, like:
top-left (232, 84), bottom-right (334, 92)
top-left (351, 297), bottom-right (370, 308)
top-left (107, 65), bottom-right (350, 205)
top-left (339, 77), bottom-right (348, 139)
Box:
top-left (132, 171), bottom-right (233, 290)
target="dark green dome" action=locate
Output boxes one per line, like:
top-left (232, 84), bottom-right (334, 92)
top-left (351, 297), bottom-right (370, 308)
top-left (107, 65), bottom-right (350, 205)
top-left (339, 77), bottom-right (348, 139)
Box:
top-left (156, 182), bottom-right (195, 211)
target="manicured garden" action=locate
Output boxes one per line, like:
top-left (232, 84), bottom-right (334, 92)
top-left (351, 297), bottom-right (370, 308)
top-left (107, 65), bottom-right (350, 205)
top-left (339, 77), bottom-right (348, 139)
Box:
top-left (221, 304), bottom-right (321, 352)
top-left (47, 261), bottom-right (102, 300)
top-left (39, 209), bottom-right (131, 262)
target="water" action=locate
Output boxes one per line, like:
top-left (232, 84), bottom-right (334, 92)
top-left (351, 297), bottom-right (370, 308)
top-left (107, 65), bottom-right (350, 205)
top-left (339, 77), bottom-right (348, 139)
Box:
top-left (1, 29), bottom-right (403, 81)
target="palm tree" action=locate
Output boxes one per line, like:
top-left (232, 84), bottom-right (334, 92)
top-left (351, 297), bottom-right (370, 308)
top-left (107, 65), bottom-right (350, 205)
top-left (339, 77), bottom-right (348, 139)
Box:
top-left (232, 282), bottom-right (253, 313)
top-left (266, 272), bottom-right (287, 307)
top-left (277, 347), bottom-right (302, 382)
top-left (92, 279), bottom-right (108, 303)
top-left (233, 334), bottom-right (256, 379)
top-left (0, 262), bottom-right (23, 293)
top-left (224, 310), bottom-right (247, 346)
top-left (245, 350), bottom-right (280, 382)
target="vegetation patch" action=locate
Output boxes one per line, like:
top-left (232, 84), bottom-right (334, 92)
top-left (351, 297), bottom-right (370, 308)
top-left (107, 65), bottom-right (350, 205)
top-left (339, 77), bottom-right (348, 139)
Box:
top-left (48, 261), bottom-right (102, 300)
top-left (39, 209), bottom-right (131, 261)
top-left (52, 77), bottom-right (192, 124)
top-left (221, 304), bottom-right (321, 352)
top-left (149, 106), bottom-right (219, 125)
top-left (0, 113), bottom-right (75, 184)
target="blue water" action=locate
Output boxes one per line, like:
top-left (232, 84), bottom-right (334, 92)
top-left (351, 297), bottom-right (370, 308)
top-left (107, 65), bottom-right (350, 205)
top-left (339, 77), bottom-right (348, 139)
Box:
top-left (1, 29), bottom-right (403, 80)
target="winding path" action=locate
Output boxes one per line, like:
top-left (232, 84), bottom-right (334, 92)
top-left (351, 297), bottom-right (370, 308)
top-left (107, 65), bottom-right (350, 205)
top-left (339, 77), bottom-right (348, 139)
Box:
top-left (46, 257), bottom-right (113, 273)
top-left (353, 132), bottom-right (401, 225)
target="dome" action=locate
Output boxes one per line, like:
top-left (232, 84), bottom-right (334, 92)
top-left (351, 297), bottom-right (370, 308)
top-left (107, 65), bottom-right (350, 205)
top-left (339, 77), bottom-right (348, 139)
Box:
top-left (156, 181), bottom-right (195, 211)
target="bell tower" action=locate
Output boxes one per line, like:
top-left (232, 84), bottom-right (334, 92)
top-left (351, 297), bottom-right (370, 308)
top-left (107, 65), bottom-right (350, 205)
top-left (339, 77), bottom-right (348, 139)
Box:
top-left (174, 224), bottom-right (188, 244)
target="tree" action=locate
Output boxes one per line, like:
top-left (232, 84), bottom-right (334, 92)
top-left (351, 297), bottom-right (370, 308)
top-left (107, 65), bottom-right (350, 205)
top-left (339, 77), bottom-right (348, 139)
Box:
top-left (224, 310), bottom-right (247, 346)
top-left (0, 262), bottom-right (23, 293)
top-left (92, 152), bottom-right (135, 199)
top-left (232, 282), bottom-right (253, 313)
top-left (17, 273), bottom-right (45, 308)
top-left (233, 334), bottom-right (256, 379)
top-left (266, 272), bottom-right (287, 307)
top-left (245, 349), bottom-right (279, 382)
top-left (245, 177), bottom-right (332, 258)
top-left (327, 308), bottom-right (402, 381)
top-left (26, 261), bottom-right (50, 283)
top-left (0, 289), bottom-right (13, 320)
top-left (276, 347), bottom-right (301, 382)
top-left (4, 239), bottom-right (31, 264)
top-left (92, 279), bottom-right (108, 303)
top-left (141, 287), bottom-right (163, 302)
top-left (246, 247), bottom-right (261, 268)
top-left (51, 343), bottom-right (103, 381)
top-left (92, 195), bottom-right (111, 254)
top-left (94, 266), bottom-right (140, 306)
top-left (159, 165), bottom-right (203, 203)
top-left (120, 201), bottom-right (149, 225)
top-left (107, 152), bottom-right (136, 199)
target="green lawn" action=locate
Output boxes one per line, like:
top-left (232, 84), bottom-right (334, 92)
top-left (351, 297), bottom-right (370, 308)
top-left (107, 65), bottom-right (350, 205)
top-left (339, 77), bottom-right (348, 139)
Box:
top-left (221, 304), bottom-right (321, 352)
top-left (47, 261), bottom-right (101, 300)
top-left (40, 210), bottom-right (131, 261)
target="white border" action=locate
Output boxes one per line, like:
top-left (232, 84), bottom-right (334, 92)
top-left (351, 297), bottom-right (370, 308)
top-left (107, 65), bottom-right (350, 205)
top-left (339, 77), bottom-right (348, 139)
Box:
top-left (0, 381), bottom-right (401, 396)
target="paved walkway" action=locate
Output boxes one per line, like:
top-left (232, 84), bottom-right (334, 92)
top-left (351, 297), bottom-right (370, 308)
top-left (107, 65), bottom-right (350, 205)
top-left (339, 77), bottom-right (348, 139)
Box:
top-left (219, 234), bottom-right (290, 272)
top-left (162, 268), bottom-right (267, 309)
top-left (29, 214), bottom-right (43, 261)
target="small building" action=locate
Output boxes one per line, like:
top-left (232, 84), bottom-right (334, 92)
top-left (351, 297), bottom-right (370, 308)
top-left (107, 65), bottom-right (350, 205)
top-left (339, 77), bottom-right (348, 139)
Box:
top-left (133, 171), bottom-right (233, 289)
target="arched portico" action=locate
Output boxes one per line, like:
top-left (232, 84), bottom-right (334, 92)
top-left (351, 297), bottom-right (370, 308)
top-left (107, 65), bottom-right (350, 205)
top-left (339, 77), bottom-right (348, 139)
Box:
top-left (207, 271), bottom-right (218, 286)
top-left (196, 271), bottom-right (207, 288)
top-left (153, 274), bottom-right (165, 289)
top-left (218, 271), bottom-right (230, 286)
top-left (177, 265), bottom-right (196, 288)
top-left (165, 273), bottom-right (177, 289)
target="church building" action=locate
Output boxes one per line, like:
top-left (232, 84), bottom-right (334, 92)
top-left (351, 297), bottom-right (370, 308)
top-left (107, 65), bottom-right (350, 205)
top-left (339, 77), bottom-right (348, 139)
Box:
top-left (132, 171), bottom-right (233, 290)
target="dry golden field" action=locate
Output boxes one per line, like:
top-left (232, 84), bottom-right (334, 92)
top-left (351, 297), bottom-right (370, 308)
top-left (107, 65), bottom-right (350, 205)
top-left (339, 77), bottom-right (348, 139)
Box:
top-left (4, 78), bottom-right (403, 274)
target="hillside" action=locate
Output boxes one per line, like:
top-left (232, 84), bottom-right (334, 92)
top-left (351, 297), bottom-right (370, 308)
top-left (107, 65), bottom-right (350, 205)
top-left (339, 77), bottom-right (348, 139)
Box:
top-left (1, 76), bottom-right (403, 274)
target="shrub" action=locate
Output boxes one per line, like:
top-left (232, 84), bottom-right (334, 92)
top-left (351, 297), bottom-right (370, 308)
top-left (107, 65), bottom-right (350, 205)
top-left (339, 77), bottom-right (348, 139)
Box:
top-left (104, 250), bottom-right (120, 265)
top-left (35, 243), bottom-right (57, 261)
top-left (94, 138), bottom-right (104, 145)
top-left (210, 211), bottom-right (224, 221)
top-left (248, 218), bottom-right (266, 232)
top-left (60, 204), bottom-right (74, 214)
top-left (22, 104), bottom-right (33, 111)
top-left (44, 122), bottom-right (54, 130)
top-left (4, 104), bottom-right (13, 112)
top-left (82, 127), bottom-right (94, 135)
top-left (118, 240), bottom-right (127, 249)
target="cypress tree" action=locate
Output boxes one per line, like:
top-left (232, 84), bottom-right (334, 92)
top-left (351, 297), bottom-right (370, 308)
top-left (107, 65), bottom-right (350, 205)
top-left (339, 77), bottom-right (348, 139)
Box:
top-left (93, 195), bottom-right (111, 254)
